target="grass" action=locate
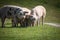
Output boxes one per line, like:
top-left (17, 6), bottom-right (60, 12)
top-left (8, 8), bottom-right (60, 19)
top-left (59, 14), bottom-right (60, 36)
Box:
top-left (0, 24), bottom-right (60, 40)
top-left (0, 20), bottom-right (60, 40)
top-left (45, 5), bottom-right (60, 23)
top-left (0, 0), bottom-right (60, 40)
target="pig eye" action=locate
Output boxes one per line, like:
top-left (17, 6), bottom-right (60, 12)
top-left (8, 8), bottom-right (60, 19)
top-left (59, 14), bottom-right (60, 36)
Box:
top-left (30, 16), bottom-right (33, 18)
top-left (20, 13), bottom-right (22, 15)
top-left (9, 8), bottom-right (11, 10)
top-left (23, 13), bottom-right (25, 15)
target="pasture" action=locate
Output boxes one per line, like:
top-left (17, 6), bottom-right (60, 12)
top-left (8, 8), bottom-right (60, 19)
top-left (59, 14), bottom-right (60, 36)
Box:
top-left (0, 19), bottom-right (60, 40)
top-left (0, 0), bottom-right (60, 40)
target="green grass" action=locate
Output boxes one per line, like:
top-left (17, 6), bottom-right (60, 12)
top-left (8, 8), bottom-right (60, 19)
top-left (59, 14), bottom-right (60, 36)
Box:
top-left (0, 19), bottom-right (60, 40)
top-left (0, 20), bottom-right (60, 40)
top-left (0, 24), bottom-right (60, 40)
top-left (45, 5), bottom-right (60, 23)
top-left (0, 0), bottom-right (60, 40)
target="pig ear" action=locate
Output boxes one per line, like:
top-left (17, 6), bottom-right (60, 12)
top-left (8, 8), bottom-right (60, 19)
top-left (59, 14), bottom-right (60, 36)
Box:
top-left (16, 8), bottom-right (22, 11)
top-left (24, 11), bottom-right (28, 13)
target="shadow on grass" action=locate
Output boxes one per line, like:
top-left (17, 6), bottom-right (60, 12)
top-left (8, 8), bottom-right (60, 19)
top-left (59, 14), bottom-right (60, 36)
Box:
top-left (0, 22), bottom-right (30, 28)
top-left (0, 25), bottom-right (29, 28)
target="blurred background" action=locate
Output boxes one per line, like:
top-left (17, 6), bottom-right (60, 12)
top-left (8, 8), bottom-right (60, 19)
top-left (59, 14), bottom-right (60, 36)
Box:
top-left (0, 0), bottom-right (60, 23)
